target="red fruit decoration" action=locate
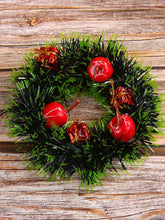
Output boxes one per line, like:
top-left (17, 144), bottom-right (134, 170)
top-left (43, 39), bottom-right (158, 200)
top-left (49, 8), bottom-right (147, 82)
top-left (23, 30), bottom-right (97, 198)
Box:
top-left (34, 46), bottom-right (60, 70)
top-left (67, 122), bottom-right (90, 144)
top-left (87, 57), bottom-right (113, 82)
top-left (108, 114), bottom-right (136, 142)
top-left (42, 102), bottom-right (67, 128)
top-left (108, 80), bottom-right (136, 142)
top-left (42, 99), bottom-right (80, 128)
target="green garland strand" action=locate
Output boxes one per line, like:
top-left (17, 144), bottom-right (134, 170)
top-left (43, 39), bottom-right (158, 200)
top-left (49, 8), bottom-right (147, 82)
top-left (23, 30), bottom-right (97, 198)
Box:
top-left (6, 33), bottom-right (163, 189)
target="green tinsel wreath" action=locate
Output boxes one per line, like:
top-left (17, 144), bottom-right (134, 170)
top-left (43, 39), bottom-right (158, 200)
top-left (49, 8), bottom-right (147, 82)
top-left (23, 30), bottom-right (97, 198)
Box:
top-left (5, 33), bottom-right (163, 189)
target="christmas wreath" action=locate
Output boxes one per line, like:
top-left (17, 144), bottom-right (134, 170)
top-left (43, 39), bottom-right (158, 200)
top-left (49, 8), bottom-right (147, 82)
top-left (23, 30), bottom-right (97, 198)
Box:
top-left (5, 34), bottom-right (163, 189)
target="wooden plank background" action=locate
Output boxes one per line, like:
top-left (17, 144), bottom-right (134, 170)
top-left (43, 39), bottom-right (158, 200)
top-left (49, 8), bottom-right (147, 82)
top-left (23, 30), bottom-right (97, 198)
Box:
top-left (0, 0), bottom-right (165, 219)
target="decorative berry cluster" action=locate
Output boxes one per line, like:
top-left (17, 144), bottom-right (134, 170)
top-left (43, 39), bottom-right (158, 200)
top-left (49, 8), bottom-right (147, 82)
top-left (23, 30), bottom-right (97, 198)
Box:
top-left (34, 46), bottom-right (60, 70)
top-left (67, 121), bottom-right (90, 144)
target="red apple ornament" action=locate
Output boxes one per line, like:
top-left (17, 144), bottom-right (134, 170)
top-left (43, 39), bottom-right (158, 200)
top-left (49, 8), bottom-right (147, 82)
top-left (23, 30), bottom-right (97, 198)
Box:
top-left (108, 114), bottom-right (136, 142)
top-left (42, 99), bottom-right (80, 128)
top-left (87, 57), bottom-right (113, 82)
top-left (42, 102), bottom-right (67, 128)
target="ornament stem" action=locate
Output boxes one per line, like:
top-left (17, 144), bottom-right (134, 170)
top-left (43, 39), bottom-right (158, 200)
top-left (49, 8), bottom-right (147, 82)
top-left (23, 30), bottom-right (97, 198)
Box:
top-left (66, 99), bottom-right (80, 113)
top-left (109, 79), bottom-right (115, 104)
top-left (114, 100), bottom-right (120, 125)
top-left (110, 79), bottom-right (120, 125)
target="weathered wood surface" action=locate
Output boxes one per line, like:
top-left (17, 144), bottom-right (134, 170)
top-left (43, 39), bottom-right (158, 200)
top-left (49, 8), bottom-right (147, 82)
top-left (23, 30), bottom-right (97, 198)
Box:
top-left (0, 147), bottom-right (165, 220)
top-left (0, 0), bottom-right (165, 219)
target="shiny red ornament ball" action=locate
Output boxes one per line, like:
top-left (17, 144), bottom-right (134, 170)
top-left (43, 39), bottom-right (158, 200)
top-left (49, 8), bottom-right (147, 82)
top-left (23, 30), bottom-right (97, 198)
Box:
top-left (108, 114), bottom-right (136, 142)
top-left (42, 102), bottom-right (67, 128)
top-left (87, 57), bottom-right (113, 82)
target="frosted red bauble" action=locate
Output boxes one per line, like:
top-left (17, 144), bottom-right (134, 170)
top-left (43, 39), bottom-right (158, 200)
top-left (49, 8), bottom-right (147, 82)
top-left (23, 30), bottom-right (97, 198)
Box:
top-left (87, 57), bottom-right (113, 82)
top-left (42, 102), bottom-right (67, 128)
top-left (108, 114), bottom-right (136, 142)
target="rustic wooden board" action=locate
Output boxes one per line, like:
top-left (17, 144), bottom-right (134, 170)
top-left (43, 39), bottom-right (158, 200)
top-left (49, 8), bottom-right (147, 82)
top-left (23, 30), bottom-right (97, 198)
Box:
top-left (0, 0), bottom-right (165, 219)
top-left (0, 148), bottom-right (165, 220)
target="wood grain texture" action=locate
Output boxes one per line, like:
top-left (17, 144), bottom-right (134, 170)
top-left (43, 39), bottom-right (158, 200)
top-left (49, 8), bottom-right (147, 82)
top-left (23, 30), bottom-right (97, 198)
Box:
top-left (0, 0), bottom-right (165, 219)
top-left (0, 148), bottom-right (165, 220)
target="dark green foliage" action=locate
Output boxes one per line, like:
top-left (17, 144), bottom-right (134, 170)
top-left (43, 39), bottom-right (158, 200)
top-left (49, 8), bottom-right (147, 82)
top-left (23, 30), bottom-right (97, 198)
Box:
top-left (6, 33), bottom-right (163, 189)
